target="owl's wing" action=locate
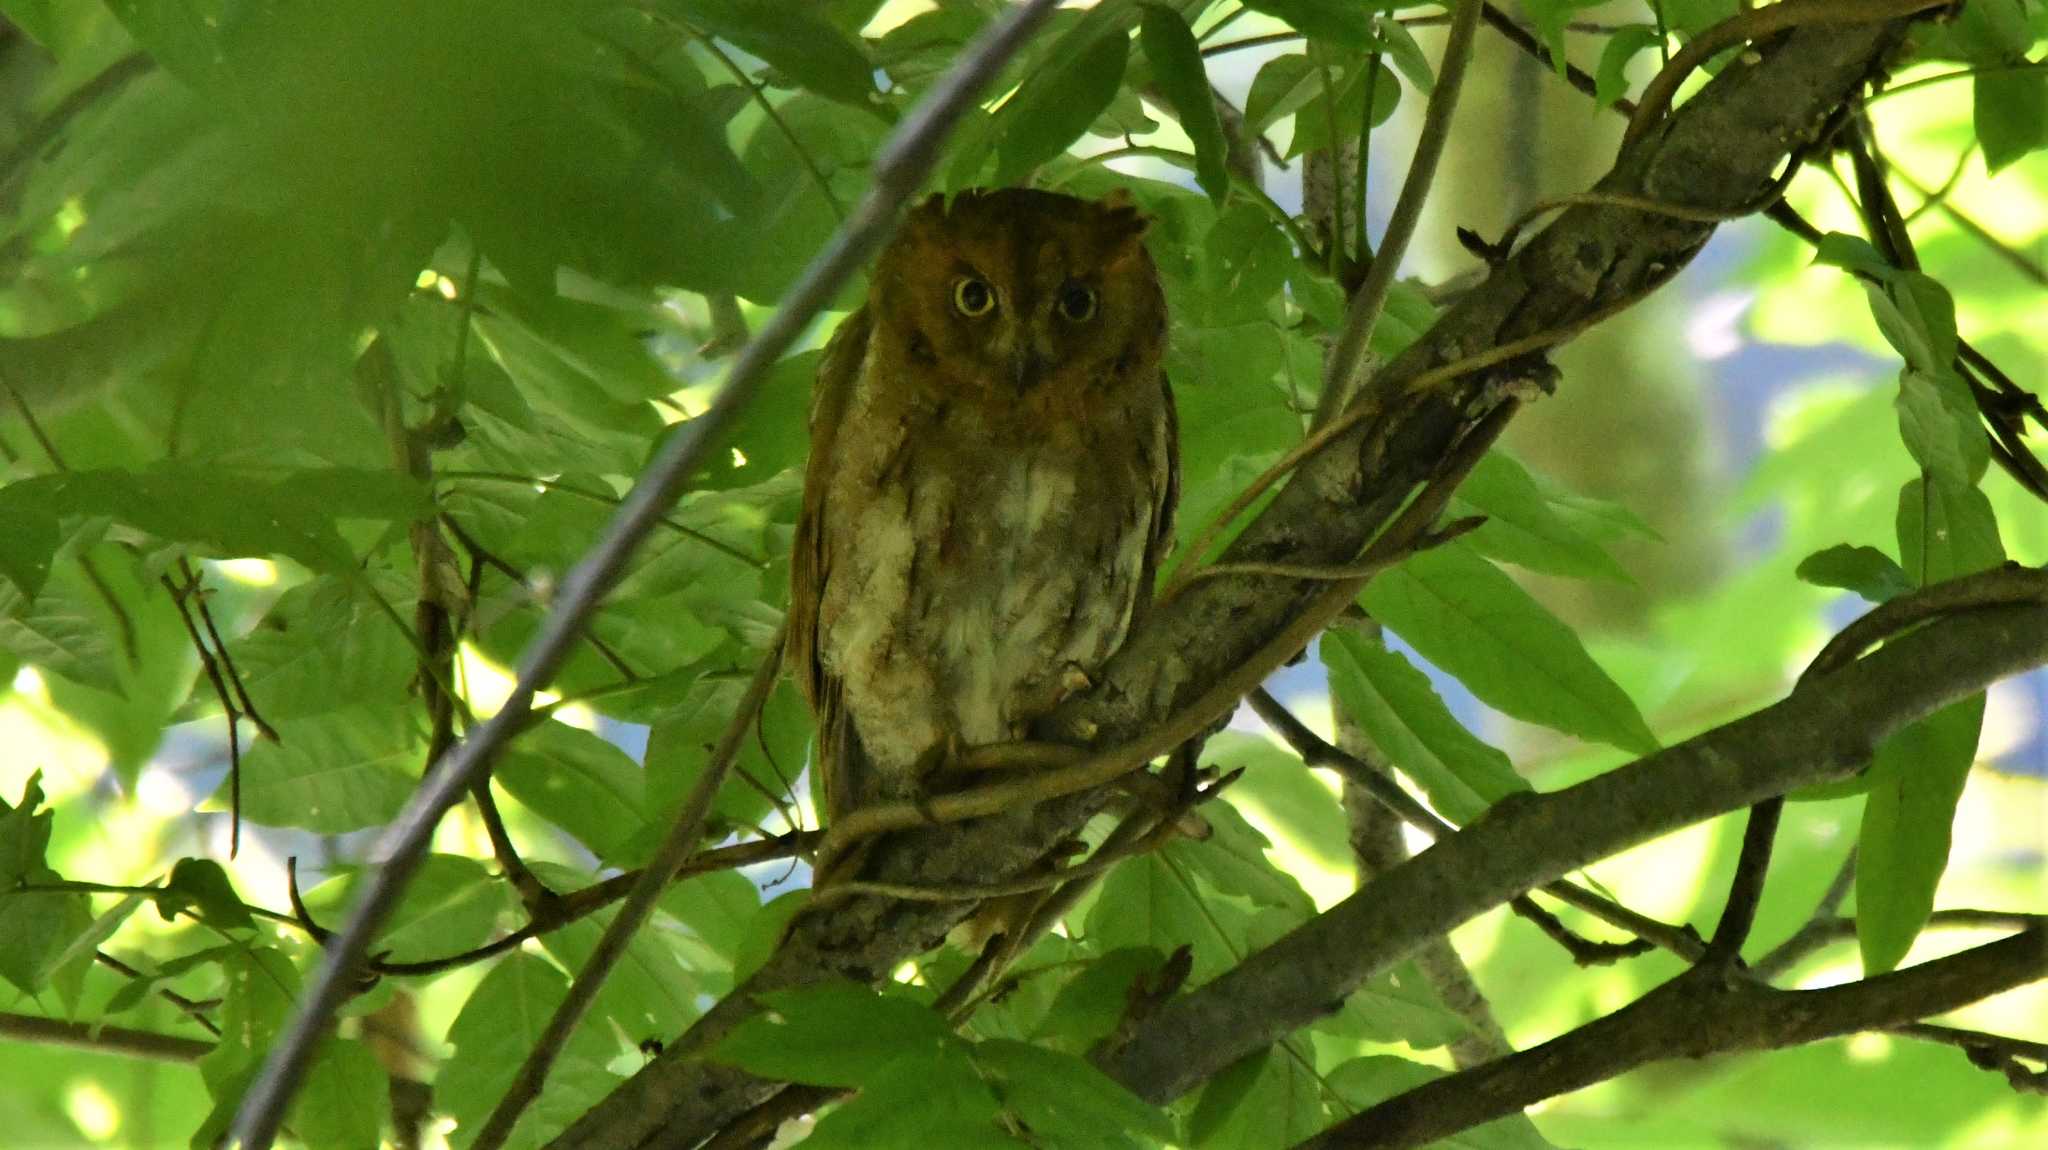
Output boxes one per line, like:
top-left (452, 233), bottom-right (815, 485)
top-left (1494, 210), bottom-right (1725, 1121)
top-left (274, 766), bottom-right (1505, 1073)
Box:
top-left (1135, 371), bottom-right (1181, 625)
top-left (789, 307), bottom-right (871, 823)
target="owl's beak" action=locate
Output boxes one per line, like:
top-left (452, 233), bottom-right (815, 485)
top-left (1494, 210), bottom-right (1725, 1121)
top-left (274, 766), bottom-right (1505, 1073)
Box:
top-left (1011, 352), bottom-right (1045, 394)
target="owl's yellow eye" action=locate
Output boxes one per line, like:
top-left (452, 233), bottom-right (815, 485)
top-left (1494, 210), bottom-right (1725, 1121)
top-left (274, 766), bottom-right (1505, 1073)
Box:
top-left (952, 276), bottom-right (996, 317)
top-left (1056, 282), bottom-right (1098, 322)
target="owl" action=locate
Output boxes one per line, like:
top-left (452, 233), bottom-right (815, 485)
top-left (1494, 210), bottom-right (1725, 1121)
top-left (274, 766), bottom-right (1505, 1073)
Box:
top-left (788, 187), bottom-right (1179, 839)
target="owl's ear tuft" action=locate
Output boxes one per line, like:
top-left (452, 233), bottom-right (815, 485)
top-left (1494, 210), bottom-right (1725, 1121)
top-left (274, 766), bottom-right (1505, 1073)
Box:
top-left (1097, 197), bottom-right (1151, 261)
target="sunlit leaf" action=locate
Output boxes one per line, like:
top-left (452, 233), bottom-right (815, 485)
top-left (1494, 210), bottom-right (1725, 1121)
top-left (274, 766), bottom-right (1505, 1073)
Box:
top-left (1794, 545), bottom-right (1912, 604)
top-left (1361, 540), bottom-right (1660, 756)
top-left (1322, 628), bottom-right (1529, 824)
top-left (234, 707), bottom-right (420, 833)
top-left (711, 981), bottom-right (958, 1087)
top-left (1857, 695), bottom-right (1985, 974)
top-left (1140, 4), bottom-right (1229, 203)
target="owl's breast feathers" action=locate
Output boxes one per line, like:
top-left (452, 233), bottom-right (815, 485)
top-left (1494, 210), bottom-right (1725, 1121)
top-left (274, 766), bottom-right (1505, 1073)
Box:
top-left (790, 306), bottom-right (1177, 821)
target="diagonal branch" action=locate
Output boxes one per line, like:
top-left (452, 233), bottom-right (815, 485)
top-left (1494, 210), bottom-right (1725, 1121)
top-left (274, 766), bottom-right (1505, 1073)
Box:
top-left (1297, 925), bottom-right (2048, 1149)
top-left (1096, 588), bottom-right (2048, 1104)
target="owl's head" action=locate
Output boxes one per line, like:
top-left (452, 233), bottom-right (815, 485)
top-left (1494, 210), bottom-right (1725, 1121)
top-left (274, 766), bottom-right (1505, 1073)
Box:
top-left (871, 188), bottom-right (1166, 400)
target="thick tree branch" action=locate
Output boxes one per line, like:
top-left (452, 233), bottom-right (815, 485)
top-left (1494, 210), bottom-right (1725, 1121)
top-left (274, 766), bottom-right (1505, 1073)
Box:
top-left (1097, 597), bottom-right (2048, 1103)
top-left (549, 23), bottom-right (1931, 1150)
top-left (1298, 926), bottom-right (2048, 1150)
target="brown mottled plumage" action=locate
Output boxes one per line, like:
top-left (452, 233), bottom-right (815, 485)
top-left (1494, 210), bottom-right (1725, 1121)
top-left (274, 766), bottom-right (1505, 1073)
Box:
top-left (789, 187), bottom-right (1178, 830)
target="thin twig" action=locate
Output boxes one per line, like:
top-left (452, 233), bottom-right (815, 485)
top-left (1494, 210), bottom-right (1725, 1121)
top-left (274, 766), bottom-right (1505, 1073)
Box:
top-left (679, 20), bottom-right (846, 222)
top-left (1249, 688), bottom-right (1694, 961)
top-left (438, 470), bottom-right (767, 567)
top-left (94, 951), bottom-right (222, 1038)
top-left (1312, 0), bottom-right (1482, 428)
top-left (0, 1011), bottom-right (214, 1063)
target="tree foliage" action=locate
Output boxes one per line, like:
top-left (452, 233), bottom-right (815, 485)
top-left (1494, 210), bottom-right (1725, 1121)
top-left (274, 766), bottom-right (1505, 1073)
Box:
top-left (0, 2), bottom-right (2044, 1149)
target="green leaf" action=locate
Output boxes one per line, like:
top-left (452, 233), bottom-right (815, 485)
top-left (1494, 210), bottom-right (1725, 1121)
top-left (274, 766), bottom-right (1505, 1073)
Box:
top-left (292, 1039), bottom-right (391, 1150)
top-left (1200, 205), bottom-right (1297, 327)
top-left (1811, 232), bottom-right (1890, 277)
top-left (0, 465), bottom-right (427, 575)
top-left (644, 677), bottom-right (808, 838)
top-left (711, 982), bottom-right (957, 1087)
top-left (497, 720), bottom-right (649, 867)
top-left (1976, 68), bottom-right (2048, 172)
top-left (56, 551), bottom-right (201, 775)
top-left (993, 10), bottom-right (1131, 186)
top-left (1140, 5), bottom-right (1229, 203)
top-left (1856, 695), bottom-right (1985, 975)
top-left (309, 854), bottom-right (508, 965)
top-left (1205, 732), bottom-right (1353, 875)
top-left (1595, 26), bottom-right (1664, 107)
top-left (1166, 798), bottom-right (1315, 916)
top-left (0, 574), bottom-right (125, 695)
top-left (1795, 545), bottom-right (1913, 604)
top-left (533, 862), bottom-right (703, 1038)
top-left (974, 1038), bottom-right (1175, 1144)
top-left (1316, 960), bottom-right (1471, 1050)
top-left (0, 772), bottom-right (93, 997)
top-left (0, 506), bottom-right (57, 599)
top-left (1187, 1045), bottom-right (1325, 1149)
top-left (1244, 53), bottom-right (1321, 135)
top-left (1323, 628), bottom-right (1529, 824)
top-left (799, 1050), bottom-right (1009, 1149)
top-left (1523, 0), bottom-right (1601, 78)
top-left (1896, 368), bottom-right (1991, 489)
top-left (1453, 450), bottom-right (1631, 583)
top-left (659, 868), bottom-right (761, 963)
top-left (235, 707), bottom-right (420, 833)
top-left (730, 889), bottom-right (807, 982)
top-left (1240, 0), bottom-right (1375, 49)
top-left (689, 350), bottom-right (816, 491)
top-left (664, 0), bottom-right (879, 108)
top-left (1032, 947), bottom-right (1170, 1051)
top-left (1085, 851), bottom-right (1253, 984)
top-left (1361, 540), bottom-right (1660, 756)
top-left (1324, 1056), bottom-right (1559, 1148)
top-left (440, 952), bottom-right (622, 1150)
top-left (1897, 476), bottom-right (2005, 586)
top-left (230, 576), bottom-right (416, 720)
top-left (1375, 15), bottom-right (1435, 94)
top-left (1286, 58), bottom-right (1399, 159)
top-left (157, 858), bottom-right (255, 932)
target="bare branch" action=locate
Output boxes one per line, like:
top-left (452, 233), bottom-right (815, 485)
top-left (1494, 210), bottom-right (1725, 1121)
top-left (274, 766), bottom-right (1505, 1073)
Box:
top-left (0, 1011), bottom-right (212, 1063)
top-left (1096, 596), bottom-right (2048, 1103)
top-left (1297, 927), bottom-right (2048, 1149)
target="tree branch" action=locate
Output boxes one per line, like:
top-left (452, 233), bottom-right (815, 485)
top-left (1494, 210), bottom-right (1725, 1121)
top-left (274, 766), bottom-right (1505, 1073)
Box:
top-left (1297, 926), bottom-right (2048, 1149)
top-left (0, 1011), bottom-right (213, 1063)
top-left (1096, 595), bottom-right (2048, 1103)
